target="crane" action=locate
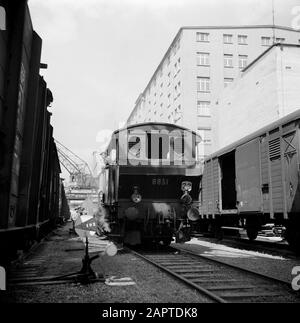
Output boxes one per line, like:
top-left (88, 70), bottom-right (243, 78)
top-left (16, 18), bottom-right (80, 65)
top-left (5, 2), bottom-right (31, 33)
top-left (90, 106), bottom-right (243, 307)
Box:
top-left (55, 139), bottom-right (98, 189)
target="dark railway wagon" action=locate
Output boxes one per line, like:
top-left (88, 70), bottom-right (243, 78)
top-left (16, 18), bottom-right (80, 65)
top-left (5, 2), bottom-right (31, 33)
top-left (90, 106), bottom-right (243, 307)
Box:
top-left (198, 110), bottom-right (300, 252)
top-left (99, 122), bottom-right (202, 246)
top-left (0, 0), bottom-right (67, 263)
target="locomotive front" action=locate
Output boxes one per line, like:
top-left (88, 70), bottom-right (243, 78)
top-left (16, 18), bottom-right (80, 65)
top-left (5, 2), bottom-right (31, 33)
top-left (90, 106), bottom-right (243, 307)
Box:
top-left (99, 123), bottom-right (202, 246)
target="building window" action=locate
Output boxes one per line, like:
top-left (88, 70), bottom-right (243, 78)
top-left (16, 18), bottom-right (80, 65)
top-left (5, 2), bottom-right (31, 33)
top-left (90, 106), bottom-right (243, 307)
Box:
top-left (176, 81), bottom-right (181, 97)
top-left (167, 55), bottom-right (170, 66)
top-left (0, 6), bottom-right (6, 30)
top-left (174, 105), bottom-right (181, 117)
top-left (197, 52), bottom-right (210, 66)
top-left (177, 57), bottom-right (181, 71)
top-left (223, 34), bottom-right (233, 44)
top-left (197, 128), bottom-right (212, 143)
top-left (197, 77), bottom-right (210, 92)
top-left (224, 54), bottom-right (233, 68)
top-left (261, 36), bottom-right (271, 46)
top-left (275, 37), bottom-right (285, 43)
top-left (224, 78), bottom-right (234, 88)
top-left (172, 40), bottom-right (179, 56)
top-left (238, 55), bottom-right (248, 69)
top-left (238, 35), bottom-right (247, 44)
top-left (196, 32), bottom-right (209, 42)
top-left (197, 101), bottom-right (211, 116)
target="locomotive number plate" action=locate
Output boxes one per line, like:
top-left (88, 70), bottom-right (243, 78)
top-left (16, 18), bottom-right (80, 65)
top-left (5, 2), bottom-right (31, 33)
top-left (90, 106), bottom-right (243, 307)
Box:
top-left (152, 178), bottom-right (169, 186)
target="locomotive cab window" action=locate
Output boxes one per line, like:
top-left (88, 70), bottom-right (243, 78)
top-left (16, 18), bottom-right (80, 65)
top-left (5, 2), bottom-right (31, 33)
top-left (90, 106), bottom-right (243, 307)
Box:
top-left (147, 133), bottom-right (169, 160)
top-left (128, 136), bottom-right (141, 158)
top-left (170, 136), bottom-right (184, 157)
top-left (219, 151), bottom-right (237, 210)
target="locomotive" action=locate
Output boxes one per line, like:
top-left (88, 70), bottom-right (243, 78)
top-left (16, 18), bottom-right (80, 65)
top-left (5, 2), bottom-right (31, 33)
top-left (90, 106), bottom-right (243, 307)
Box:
top-left (198, 110), bottom-right (300, 253)
top-left (99, 122), bottom-right (202, 246)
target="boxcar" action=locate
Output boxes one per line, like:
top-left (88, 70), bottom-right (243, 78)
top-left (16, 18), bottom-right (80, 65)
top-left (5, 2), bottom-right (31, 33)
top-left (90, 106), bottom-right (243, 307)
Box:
top-left (0, 0), bottom-right (66, 263)
top-left (199, 110), bottom-right (300, 251)
top-left (99, 122), bottom-right (202, 246)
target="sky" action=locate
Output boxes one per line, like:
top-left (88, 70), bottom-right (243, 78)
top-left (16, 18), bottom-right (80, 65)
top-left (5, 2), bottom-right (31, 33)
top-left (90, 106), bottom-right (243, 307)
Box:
top-left (28, 0), bottom-right (300, 178)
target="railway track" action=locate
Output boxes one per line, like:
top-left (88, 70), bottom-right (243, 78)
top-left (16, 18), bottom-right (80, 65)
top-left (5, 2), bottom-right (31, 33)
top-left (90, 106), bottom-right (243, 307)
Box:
top-left (191, 233), bottom-right (298, 259)
top-left (128, 246), bottom-right (300, 303)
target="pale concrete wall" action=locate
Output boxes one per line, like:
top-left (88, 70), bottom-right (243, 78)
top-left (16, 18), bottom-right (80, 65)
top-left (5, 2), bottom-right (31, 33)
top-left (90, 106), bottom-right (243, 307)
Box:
top-left (277, 46), bottom-right (300, 116)
top-left (213, 45), bottom-right (300, 151)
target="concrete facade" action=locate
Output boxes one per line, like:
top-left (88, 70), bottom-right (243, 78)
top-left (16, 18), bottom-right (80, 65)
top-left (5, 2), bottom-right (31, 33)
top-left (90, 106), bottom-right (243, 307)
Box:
top-left (126, 25), bottom-right (300, 161)
top-left (213, 44), bottom-right (300, 151)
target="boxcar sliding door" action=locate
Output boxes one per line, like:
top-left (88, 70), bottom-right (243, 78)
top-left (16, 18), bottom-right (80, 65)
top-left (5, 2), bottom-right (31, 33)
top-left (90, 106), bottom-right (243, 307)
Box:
top-left (235, 139), bottom-right (262, 213)
top-left (283, 130), bottom-right (300, 212)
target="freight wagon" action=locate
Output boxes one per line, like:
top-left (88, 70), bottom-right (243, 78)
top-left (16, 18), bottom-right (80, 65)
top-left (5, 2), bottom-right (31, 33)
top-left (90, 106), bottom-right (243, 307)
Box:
top-left (0, 0), bottom-right (68, 263)
top-left (198, 110), bottom-right (300, 252)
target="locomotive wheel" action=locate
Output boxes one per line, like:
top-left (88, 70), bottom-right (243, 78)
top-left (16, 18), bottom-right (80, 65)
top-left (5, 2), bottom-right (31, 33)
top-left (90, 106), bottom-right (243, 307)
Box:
top-left (162, 236), bottom-right (173, 246)
top-left (246, 226), bottom-right (258, 241)
top-left (141, 238), bottom-right (154, 248)
top-left (214, 227), bottom-right (223, 240)
top-left (286, 226), bottom-right (300, 254)
top-left (175, 230), bottom-right (185, 243)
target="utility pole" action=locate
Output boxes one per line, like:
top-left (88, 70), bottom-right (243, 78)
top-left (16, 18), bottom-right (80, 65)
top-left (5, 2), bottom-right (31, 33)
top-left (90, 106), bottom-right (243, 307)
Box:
top-left (272, 0), bottom-right (276, 44)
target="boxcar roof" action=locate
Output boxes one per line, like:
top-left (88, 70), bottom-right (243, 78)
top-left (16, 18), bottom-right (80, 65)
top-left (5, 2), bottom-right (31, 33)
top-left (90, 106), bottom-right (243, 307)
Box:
top-left (111, 122), bottom-right (201, 137)
top-left (206, 109), bottom-right (300, 161)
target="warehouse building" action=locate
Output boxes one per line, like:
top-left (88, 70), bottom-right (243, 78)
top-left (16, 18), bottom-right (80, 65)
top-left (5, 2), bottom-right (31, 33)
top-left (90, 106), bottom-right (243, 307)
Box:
top-left (126, 25), bottom-right (300, 161)
top-left (213, 43), bottom-right (300, 151)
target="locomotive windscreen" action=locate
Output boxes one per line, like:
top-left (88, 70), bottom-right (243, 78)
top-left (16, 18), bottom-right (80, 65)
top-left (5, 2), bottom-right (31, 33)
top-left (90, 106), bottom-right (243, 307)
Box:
top-left (118, 174), bottom-right (200, 200)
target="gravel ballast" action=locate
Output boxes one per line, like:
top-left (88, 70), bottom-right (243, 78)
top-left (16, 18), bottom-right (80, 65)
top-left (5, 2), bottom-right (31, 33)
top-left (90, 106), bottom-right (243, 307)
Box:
top-left (173, 238), bottom-right (300, 285)
top-left (1, 224), bottom-right (212, 303)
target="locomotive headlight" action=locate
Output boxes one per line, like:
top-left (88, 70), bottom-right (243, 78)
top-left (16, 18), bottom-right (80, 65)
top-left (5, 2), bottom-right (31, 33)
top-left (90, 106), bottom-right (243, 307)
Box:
top-left (131, 186), bottom-right (142, 203)
top-left (181, 181), bottom-right (192, 192)
top-left (180, 192), bottom-right (193, 205)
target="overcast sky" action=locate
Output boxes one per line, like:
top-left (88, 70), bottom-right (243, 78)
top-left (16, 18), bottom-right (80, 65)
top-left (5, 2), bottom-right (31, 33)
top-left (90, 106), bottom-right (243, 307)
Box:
top-left (28, 0), bottom-right (300, 177)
